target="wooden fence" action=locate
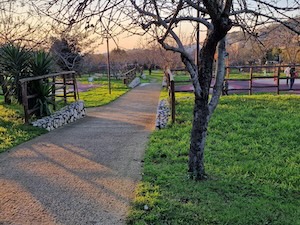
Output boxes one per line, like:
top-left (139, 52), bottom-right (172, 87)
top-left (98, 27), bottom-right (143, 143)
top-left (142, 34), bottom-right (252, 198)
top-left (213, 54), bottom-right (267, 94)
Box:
top-left (122, 67), bottom-right (137, 86)
top-left (225, 64), bottom-right (300, 94)
top-left (19, 71), bottom-right (79, 123)
top-left (165, 64), bottom-right (300, 123)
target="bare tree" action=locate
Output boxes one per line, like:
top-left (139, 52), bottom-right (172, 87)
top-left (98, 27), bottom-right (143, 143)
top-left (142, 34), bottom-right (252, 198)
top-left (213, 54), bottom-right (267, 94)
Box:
top-left (50, 34), bottom-right (83, 71)
top-left (34, 0), bottom-right (300, 180)
top-left (125, 0), bottom-right (300, 180)
top-left (143, 41), bottom-right (183, 70)
top-left (0, 1), bottom-right (51, 48)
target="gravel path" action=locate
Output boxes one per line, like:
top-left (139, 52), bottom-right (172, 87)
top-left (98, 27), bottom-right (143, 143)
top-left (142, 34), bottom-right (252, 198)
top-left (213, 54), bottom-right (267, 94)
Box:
top-left (0, 83), bottom-right (161, 225)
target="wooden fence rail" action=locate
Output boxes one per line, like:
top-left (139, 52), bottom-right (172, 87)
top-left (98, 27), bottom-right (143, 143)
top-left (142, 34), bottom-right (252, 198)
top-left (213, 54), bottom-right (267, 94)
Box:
top-left (122, 67), bottom-right (137, 86)
top-left (165, 64), bottom-right (300, 123)
top-left (225, 64), bottom-right (300, 94)
top-left (19, 71), bottom-right (79, 123)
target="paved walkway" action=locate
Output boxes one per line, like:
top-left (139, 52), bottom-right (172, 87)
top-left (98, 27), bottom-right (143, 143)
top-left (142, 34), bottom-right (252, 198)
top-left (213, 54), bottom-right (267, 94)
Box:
top-left (0, 83), bottom-right (161, 225)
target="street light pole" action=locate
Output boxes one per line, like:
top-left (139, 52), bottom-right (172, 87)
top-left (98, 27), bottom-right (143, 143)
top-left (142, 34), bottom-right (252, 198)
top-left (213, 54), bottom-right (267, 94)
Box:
top-left (196, 0), bottom-right (200, 71)
top-left (106, 37), bottom-right (112, 94)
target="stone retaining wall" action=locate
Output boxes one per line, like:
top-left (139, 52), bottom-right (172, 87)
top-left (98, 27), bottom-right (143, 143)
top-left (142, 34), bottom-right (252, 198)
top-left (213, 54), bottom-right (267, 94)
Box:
top-left (32, 100), bottom-right (86, 131)
top-left (129, 77), bottom-right (141, 88)
top-left (155, 99), bottom-right (170, 129)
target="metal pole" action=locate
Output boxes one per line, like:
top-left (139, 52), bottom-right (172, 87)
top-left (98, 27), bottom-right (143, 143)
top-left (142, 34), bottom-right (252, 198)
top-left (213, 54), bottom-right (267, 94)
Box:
top-left (196, 0), bottom-right (200, 70)
top-left (106, 37), bottom-right (112, 94)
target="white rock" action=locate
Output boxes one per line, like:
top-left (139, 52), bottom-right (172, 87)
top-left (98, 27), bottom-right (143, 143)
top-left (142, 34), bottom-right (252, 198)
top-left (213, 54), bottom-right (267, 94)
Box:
top-left (30, 100), bottom-right (86, 131)
top-left (128, 77), bottom-right (141, 88)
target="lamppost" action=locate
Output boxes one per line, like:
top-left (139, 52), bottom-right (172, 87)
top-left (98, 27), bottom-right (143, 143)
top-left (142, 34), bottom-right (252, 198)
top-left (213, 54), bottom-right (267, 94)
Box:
top-left (196, 0), bottom-right (200, 71)
top-left (106, 36), bottom-right (112, 94)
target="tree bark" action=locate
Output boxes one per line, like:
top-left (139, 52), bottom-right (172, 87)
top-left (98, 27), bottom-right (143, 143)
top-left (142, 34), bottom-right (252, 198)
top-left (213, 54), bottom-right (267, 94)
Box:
top-left (188, 96), bottom-right (209, 180)
top-left (188, 37), bottom-right (217, 180)
top-left (188, 15), bottom-right (232, 180)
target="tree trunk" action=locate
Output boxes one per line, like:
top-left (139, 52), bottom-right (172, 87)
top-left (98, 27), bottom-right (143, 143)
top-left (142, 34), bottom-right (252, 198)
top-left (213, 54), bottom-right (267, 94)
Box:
top-left (188, 25), bottom-right (228, 180)
top-left (0, 75), bottom-right (11, 104)
top-left (188, 96), bottom-right (209, 180)
top-left (188, 45), bottom-right (215, 180)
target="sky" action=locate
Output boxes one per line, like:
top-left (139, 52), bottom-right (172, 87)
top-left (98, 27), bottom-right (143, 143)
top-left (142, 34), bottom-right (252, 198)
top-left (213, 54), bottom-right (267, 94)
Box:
top-left (89, 0), bottom-right (300, 54)
top-left (96, 21), bottom-right (207, 54)
top-left (3, 0), bottom-right (299, 54)
top-left (98, 35), bottom-right (143, 53)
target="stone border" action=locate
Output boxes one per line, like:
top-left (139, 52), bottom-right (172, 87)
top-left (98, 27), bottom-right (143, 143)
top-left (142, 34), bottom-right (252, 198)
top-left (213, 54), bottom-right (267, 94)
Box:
top-left (155, 99), bottom-right (170, 129)
top-left (129, 77), bottom-right (141, 88)
top-left (32, 100), bottom-right (86, 131)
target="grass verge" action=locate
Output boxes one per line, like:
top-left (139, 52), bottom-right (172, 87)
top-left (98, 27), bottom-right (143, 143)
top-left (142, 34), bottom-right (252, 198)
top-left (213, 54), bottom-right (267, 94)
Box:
top-left (78, 70), bottom-right (164, 107)
top-left (76, 75), bottom-right (129, 108)
top-left (128, 93), bottom-right (300, 225)
top-left (141, 70), bottom-right (165, 84)
top-left (0, 102), bottom-right (46, 153)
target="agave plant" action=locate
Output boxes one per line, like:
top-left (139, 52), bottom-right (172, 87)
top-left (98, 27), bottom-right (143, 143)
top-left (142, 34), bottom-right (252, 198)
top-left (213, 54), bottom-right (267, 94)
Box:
top-left (30, 51), bottom-right (53, 77)
top-left (0, 44), bottom-right (31, 104)
top-left (29, 51), bottom-right (54, 117)
top-left (33, 81), bottom-right (54, 117)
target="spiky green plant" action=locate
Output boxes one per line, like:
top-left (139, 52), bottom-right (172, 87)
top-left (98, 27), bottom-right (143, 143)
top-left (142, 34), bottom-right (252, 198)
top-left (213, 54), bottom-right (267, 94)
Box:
top-left (29, 51), bottom-right (54, 117)
top-left (0, 45), bottom-right (55, 117)
top-left (33, 81), bottom-right (53, 117)
top-left (0, 44), bottom-right (31, 103)
top-left (29, 51), bottom-right (53, 77)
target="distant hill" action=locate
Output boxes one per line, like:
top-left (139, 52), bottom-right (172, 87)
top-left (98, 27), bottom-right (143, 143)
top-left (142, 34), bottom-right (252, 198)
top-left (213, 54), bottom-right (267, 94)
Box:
top-left (226, 17), bottom-right (300, 65)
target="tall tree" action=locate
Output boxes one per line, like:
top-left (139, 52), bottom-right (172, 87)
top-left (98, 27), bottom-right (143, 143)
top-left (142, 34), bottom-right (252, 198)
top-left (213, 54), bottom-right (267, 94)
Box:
top-left (36, 0), bottom-right (300, 180)
top-left (0, 1), bottom-right (50, 48)
top-left (50, 36), bottom-right (82, 71)
top-left (124, 0), bottom-right (299, 179)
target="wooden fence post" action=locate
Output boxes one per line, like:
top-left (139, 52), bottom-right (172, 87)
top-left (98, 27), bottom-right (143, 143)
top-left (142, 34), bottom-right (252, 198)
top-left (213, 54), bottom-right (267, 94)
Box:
top-left (226, 66), bottom-right (230, 78)
top-left (166, 70), bottom-right (170, 88)
top-left (250, 67), bottom-right (253, 95)
top-left (52, 76), bottom-right (56, 110)
top-left (171, 79), bottom-right (175, 124)
top-left (277, 66), bottom-right (280, 95)
top-left (166, 69), bottom-right (175, 124)
top-left (63, 74), bottom-right (67, 104)
top-left (21, 81), bottom-right (29, 123)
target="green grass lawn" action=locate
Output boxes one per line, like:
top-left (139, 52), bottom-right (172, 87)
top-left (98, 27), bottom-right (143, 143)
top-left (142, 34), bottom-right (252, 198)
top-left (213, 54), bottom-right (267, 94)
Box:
top-left (78, 81), bottom-right (129, 108)
top-left (0, 100), bottom-right (47, 153)
top-left (128, 93), bottom-right (300, 225)
top-left (141, 70), bottom-right (164, 83)
top-left (227, 72), bottom-right (288, 80)
top-left (173, 71), bottom-right (190, 85)
top-left (172, 70), bottom-right (283, 83)
top-left (77, 71), bottom-right (164, 107)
